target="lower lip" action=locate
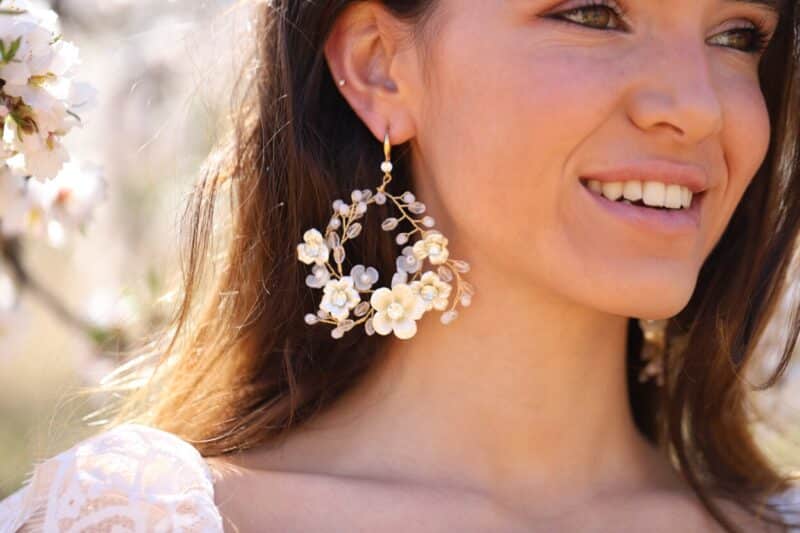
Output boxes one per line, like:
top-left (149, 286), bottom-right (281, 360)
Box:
top-left (579, 180), bottom-right (703, 235)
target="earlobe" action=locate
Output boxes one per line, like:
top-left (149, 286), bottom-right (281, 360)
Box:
top-left (322, 2), bottom-right (416, 145)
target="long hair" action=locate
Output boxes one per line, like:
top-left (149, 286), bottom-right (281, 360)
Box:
top-left (90, 1), bottom-right (800, 531)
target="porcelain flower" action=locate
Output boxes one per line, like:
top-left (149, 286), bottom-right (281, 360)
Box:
top-left (350, 264), bottom-right (379, 291)
top-left (305, 263), bottom-right (330, 289)
top-left (369, 283), bottom-right (426, 339)
top-left (320, 276), bottom-right (361, 321)
top-left (391, 270), bottom-right (407, 288)
top-left (412, 230), bottom-right (449, 265)
top-left (297, 228), bottom-right (329, 266)
top-left (410, 271), bottom-right (452, 311)
top-left (395, 245), bottom-right (421, 274)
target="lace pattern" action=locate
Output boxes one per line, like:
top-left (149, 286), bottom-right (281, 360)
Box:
top-left (0, 423), bottom-right (222, 532)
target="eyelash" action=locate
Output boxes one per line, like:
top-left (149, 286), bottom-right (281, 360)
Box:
top-left (546, 0), bottom-right (774, 55)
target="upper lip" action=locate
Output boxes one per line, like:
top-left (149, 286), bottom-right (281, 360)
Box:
top-left (580, 160), bottom-right (710, 194)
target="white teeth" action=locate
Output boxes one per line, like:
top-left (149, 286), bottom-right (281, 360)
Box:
top-left (664, 184), bottom-right (683, 209)
top-left (622, 180), bottom-right (642, 202)
top-left (585, 178), bottom-right (695, 210)
top-left (642, 181), bottom-right (666, 207)
top-left (600, 181), bottom-right (624, 201)
top-left (681, 187), bottom-right (693, 208)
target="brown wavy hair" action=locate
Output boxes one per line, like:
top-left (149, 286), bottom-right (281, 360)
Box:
top-left (91, 0), bottom-right (800, 531)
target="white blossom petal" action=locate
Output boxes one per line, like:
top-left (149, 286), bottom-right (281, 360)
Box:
top-left (393, 318), bottom-right (417, 339)
top-left (372, 311), bottom-right (394, 335)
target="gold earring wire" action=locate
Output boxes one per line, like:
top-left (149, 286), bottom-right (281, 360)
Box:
top-left (638, 318), bottom-right (668, 386)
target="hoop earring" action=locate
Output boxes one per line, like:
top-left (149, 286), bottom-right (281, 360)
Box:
top-left (637, 318), bottom-right (668, 386)
top-left (297, 127), bottom-right (475, 340)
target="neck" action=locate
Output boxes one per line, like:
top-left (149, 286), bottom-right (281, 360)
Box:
top-left (250, 251), bottom-right (681, 513)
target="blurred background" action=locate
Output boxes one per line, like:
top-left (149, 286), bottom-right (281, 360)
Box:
top-left (0, 0), bottom-right (249, 495)
top-left (0, 0), bottom-right (798, 499)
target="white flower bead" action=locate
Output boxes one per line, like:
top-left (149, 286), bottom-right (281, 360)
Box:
top-left (297, 228), bottom-right (330, 265)
top-left (369, 283), bottom-right (427, 340)
top-left (375, 191), bottom-right (387, 205)
top-left (320, 276), bottom-right (361, 321)
top-left (441, 309), bottom-right (459, 325)
top-left (305, 263), bottom-right (331, 288)
top-left (412, 230), bottom-right (449, 265)
top-left (391, 270), bottom-right (408, 287)
top-left (395, 246), bottom-right (421, 274)
top-left (350, 264), bottom-right (379, 291)
top-left (410, 271), bottom-right (452, 311)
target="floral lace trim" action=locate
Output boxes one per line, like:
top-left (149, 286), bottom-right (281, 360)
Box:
top-left (0, 423), bottom-right (222, 532)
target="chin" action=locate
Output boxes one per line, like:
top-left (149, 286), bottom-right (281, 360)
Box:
top-left (582, 264), bottom-right (699, 320)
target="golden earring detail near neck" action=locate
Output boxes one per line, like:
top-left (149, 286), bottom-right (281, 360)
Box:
top-left (297, 129), bottom-right (474, 340)
top-left (638, 318), bottom-right (667, 386)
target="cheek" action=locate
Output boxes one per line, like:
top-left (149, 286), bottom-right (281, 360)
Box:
top-left (419, 33), bottom-right (625, 272)
top-left (704, 75), bottom-right (771, 251)
top-left (420, 38), bottom-right (625, 283)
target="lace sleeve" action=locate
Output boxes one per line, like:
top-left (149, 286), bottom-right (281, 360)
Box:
top-left (0, 423), bottom-right (223, 533)
top-left (776, 483), bottom-right (800, 532)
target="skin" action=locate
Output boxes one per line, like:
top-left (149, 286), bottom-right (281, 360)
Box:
top-left (207, 0), bottom-right (782, 530)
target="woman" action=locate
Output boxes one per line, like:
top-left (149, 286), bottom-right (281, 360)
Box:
top-left (1, 0), bottom-right (799, 531)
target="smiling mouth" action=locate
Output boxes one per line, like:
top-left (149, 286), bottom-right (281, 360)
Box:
top-left (577, 176), bottom-right (705, 235)
top-left (578, 178), bottom-right (706, 211)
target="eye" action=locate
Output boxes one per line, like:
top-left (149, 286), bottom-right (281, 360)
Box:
top-left (544, 0), bottom-right (628, 31)
top-left (544, 2), bottom-right (776, 56)
top-left (708, 22), bottom-right (774, 55)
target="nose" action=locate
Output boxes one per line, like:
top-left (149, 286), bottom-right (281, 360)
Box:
top-left (625, 38), bottom-right (724, 145)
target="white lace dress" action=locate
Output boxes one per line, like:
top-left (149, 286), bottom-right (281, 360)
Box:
top-left (0, 423), bottom-right (223, 532)
top-left (1, 422), bottom-right (799, 532)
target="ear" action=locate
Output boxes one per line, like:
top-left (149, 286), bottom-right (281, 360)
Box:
top-left (323, 2), bottom-right (420, 146)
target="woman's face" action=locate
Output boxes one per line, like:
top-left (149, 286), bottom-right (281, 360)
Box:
top-left (406, 0), bottom-right (780, 318)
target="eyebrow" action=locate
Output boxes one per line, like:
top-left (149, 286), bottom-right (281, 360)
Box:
top-left (722, 0), bottom-right (785, 14)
